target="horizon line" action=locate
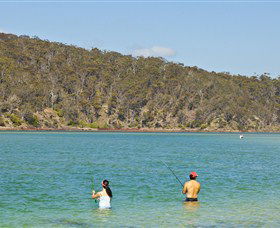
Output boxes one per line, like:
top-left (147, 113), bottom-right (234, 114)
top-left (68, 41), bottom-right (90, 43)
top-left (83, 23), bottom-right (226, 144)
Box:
top-left (1, 0), bottom-right (280, 3)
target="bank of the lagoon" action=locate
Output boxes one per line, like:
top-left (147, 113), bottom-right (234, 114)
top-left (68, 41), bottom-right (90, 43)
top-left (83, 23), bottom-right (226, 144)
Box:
top-left (1, 132), bottom-right (280, 227)
top-left (0, 126), bottom-right (280, 133)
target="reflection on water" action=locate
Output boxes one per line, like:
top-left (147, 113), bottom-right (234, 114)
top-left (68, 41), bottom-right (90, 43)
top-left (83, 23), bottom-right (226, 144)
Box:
top-left (92, 208), bottom-right (113, 223)
top-left (94, 208), bottom-right (113, 215)
top-left (183, 201), bottom-right (200, 212)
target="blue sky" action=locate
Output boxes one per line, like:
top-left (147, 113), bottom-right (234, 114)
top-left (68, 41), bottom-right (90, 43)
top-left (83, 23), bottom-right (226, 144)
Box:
top-left (0, 1), bottom-right (280, 77)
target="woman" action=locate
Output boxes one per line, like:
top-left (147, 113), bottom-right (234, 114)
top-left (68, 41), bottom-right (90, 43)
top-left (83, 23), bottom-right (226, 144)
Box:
top-left (92, 179), bottom-right (112, 209)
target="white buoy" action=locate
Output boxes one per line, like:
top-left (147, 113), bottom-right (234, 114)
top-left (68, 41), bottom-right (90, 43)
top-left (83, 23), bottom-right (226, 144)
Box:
top-left (240, 134), bottom-right (244, 139)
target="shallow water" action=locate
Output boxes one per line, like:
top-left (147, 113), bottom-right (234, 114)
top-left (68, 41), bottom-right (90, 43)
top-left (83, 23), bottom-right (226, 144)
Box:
top-left (1, 132), bottom-right (280, 227)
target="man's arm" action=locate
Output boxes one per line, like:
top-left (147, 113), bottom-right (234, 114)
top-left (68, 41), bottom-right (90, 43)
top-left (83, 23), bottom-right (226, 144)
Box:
top-left (182, 182), bottom-right (188, 194)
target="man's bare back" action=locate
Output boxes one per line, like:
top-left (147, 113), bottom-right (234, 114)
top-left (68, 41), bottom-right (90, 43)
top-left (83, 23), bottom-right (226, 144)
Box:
top-left (182, 172), bottom-right (200, 201)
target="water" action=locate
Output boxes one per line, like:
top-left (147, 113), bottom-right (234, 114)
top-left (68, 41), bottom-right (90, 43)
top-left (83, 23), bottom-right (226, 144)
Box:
top-left (1, 132), bottom-right (280, 227)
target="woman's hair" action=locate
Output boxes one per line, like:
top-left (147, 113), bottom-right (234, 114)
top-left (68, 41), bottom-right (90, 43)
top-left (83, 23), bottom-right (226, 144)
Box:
top-left (102, 180), bottom-right (112, 198)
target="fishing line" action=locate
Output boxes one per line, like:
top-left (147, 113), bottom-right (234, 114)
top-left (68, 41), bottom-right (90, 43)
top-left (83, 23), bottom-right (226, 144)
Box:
top-left (161, 161), bottom-right (184, 187)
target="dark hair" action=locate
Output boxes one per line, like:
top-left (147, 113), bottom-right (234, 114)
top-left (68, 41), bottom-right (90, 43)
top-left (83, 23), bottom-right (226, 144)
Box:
top-left (102, 180), bottom-right (112, 198)
top-left (189, 175), bottom-right (196, 180)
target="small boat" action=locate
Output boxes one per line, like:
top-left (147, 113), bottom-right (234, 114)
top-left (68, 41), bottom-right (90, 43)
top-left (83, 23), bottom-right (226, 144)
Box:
top-left (240, 134), bottom-right (244, 139)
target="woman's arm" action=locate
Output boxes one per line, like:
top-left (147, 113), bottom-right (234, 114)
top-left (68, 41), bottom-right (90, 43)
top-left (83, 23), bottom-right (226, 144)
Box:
top-left (92, 191), bottom-right (101, 199)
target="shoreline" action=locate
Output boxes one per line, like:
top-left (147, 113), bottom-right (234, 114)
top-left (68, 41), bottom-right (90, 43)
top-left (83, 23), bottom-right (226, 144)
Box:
top-left (0, 126), bottom-right (279, 133)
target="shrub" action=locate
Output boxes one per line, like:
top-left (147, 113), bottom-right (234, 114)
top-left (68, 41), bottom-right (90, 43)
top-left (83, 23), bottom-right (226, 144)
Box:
top-left (9, 114), bottom-right (22, 126)
top-left (178, 124), bottom-right (185, 129)
top-left (185, 122), bottom-right (191, 128)
top-left (190, 120), bottom-right (202, 128)
top-left (98, 122), bottom-right (109, 129)
top-left (55, 109), bottom-right (64, 117)
top-left (24, 113), bottom-right (40, 127)
top-left (87, 122), bottom-right (98, 128)
top-left (67, 120), bottom-right (78, 126)
top-left (200, 123), bottom-right (208, 129)
top-left (78, 120), bottom-right (87, 128)
top-left (0, 117), bottom-right (5, 126)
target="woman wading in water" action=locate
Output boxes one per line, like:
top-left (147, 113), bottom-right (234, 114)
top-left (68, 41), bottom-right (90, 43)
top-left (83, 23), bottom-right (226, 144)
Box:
top-left (92, 180), bottom-right (112, 209)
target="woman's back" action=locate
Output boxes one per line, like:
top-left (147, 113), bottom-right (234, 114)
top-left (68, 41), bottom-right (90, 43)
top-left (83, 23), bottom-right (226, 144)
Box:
top-left (99, 189), bottom-right (111, 209)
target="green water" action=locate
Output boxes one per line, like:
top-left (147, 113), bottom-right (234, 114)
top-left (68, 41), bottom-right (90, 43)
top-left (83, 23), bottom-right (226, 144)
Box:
top-left (1, 132), bottom-right (280, 227)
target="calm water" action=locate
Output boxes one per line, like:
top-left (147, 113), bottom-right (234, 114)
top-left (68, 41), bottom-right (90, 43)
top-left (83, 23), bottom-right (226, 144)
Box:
top-left (1, 132), bottom-right (280, 227)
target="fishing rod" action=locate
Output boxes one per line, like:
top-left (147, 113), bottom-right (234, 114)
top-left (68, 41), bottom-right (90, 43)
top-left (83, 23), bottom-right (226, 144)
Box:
top-left (91, 177), bottom-right (97, 203)
top-left (161, 161), bottom-right (184, 187)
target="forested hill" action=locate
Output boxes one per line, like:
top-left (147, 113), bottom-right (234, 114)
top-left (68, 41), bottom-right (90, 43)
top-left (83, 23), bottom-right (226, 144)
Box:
top-left (0, 33), bottom-right (279, 131)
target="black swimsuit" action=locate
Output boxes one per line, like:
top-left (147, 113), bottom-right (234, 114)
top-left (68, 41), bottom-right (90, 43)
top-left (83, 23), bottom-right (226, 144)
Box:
top-left (185, 198), bottom-right (198, 202)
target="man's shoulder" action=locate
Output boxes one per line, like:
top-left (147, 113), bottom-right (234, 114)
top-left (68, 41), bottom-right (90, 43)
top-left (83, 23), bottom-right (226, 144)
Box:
top-left (185, 180), bottom-right (200, 185)
top-left (190, 180), bottom-right (200, 185)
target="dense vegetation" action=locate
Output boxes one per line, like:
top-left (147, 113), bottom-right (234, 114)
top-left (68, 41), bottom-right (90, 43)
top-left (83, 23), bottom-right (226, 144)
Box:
top-left (0, 33), bottom-right (279, 131)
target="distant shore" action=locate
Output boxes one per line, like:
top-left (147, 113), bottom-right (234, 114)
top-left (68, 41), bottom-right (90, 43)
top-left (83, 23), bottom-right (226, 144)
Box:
top-left (0, 126), bottom-right (279, 133)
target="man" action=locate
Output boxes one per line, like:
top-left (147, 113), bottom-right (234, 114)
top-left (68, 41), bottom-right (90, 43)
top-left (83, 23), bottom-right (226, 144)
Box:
top-left (182, 171), bottom-right (200, 202)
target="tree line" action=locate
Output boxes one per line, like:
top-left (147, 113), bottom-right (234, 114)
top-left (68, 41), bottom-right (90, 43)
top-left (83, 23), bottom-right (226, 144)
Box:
top-left (0, 33), bottom-right (279, 131)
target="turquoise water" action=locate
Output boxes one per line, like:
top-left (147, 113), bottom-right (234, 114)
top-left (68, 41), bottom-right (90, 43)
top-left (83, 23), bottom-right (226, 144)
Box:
top-left (1, 132), bottom-right (280, 227)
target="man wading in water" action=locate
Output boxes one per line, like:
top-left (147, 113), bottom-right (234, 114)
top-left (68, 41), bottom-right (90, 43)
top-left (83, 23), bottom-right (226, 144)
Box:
top-left (182, 172), bottom-right (200, 202)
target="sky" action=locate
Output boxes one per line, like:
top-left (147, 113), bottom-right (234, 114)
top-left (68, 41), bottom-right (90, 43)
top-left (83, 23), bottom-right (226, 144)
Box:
top-left (0, 0), bottom-right (280, 77)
